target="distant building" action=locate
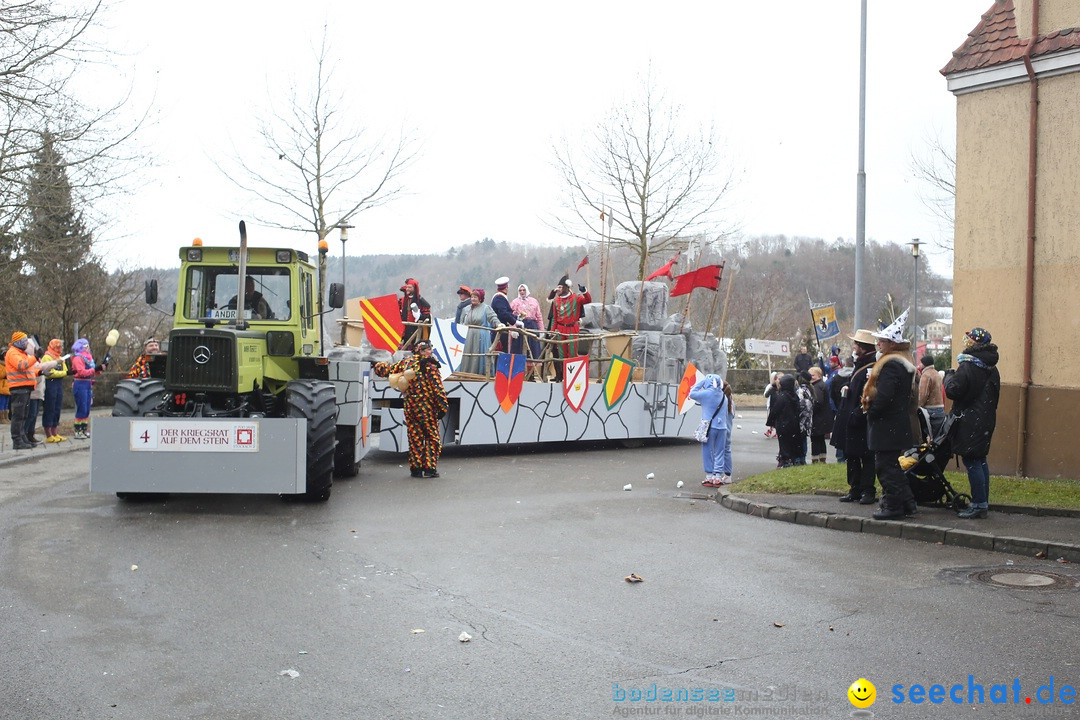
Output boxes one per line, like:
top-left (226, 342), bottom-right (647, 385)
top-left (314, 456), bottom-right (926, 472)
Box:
top-left (942, 0), bottom-right (1080, 478)
top-left (923, 319), bottom-right (951, 340)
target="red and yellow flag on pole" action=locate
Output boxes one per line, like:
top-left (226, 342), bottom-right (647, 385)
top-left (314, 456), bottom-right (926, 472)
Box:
top-left (359, 294), bottom-right (404, 352)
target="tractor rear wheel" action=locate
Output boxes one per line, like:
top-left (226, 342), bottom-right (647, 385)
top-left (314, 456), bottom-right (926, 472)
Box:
top-left (286, 380), bottom-right (338, 502)
top-left (112, 379), bottom-right (167, 501)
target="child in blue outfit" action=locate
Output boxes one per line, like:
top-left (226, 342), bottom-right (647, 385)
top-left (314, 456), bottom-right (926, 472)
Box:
top-left (689, 374), bottom-right (735, 488)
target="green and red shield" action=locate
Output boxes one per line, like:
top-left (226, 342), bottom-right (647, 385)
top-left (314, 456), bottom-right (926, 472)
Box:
top-left (603, 354), bottom-right (635, 409)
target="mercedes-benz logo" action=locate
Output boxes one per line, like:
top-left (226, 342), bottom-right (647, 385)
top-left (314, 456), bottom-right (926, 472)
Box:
top-left (193, 345), bottom-right (211, 364)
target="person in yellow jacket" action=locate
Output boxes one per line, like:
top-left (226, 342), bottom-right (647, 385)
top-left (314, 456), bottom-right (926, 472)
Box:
top-left (41, 339), bottom-right (68, 442)
top-left (6, 331), bottom-right (58, 450)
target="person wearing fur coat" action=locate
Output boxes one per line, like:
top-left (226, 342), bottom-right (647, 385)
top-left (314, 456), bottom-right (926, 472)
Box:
top-left (861, 311), bottom-right (917, 520)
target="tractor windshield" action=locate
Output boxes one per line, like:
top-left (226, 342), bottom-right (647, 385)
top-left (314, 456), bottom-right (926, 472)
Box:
top-left (183, 267), bottom-right (291, 321)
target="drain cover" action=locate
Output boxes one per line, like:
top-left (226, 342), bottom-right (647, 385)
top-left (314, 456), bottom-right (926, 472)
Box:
top-left (970, 569), bottom-right (1079, 591)
top-left (938, 565), bottom-right (1080, 591)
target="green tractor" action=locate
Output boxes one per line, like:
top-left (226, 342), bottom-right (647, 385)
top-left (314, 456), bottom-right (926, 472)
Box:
top-left (95, 222), bottom-right (371, 502)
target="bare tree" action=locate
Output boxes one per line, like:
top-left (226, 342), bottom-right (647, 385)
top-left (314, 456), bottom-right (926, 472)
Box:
top-left (552, 71), bottom-right (736, 279)
top-left (0, 1), bottom-right (141, 242)
top-left (910, 131), bottom-right (956, 252)
top-left (224, 29), bottom-right (418, 247)
top-left (0, 1), bottom-right (148, 341)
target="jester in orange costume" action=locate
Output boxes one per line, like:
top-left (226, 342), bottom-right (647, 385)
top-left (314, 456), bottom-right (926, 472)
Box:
top-left (373, 340), bottom-right (449, 477)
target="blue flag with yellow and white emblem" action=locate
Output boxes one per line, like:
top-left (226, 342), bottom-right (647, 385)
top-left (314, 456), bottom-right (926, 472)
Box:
top-left (811, 303), bottom-right (840, 342)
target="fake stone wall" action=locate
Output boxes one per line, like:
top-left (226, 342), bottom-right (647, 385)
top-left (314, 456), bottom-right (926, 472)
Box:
top-left (584, 281), bottom-right (726, 380)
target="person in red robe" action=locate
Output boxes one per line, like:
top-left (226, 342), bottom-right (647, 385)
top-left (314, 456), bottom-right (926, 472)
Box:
top-left (547, 275), bottom-right (591, 383)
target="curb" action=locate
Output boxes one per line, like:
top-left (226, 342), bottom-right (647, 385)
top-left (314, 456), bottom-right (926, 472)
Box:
top-left (713, 488), bottom-right (1080, 563)
top-left (0, 439), bottom-right (89, 469)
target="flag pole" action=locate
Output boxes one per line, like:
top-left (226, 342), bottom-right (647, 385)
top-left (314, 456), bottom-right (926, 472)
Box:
top-left (704, 259), bottom-right (725, 338)
top-left (634, 239), bottom-right (651, 332)
top-left (806, 288), bottom-right (824, 361)
top-left (678, 239), bottom-right (701, 335)
top-left (598, 204), bottom-right (607, 332)
top-left (716, 262), bottom-right (735, 338)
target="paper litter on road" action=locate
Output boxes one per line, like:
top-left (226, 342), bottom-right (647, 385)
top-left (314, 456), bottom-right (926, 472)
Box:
top-left (279, 669), bottom-right (300, 678)
top-left (458, 632), bottom-right (472, 642)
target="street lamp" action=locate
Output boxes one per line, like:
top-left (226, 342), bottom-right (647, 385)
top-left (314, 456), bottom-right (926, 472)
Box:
top-left (337, 223), bottom-right (354, 345)
top-left (337, 222), bottom-right (354, 289)
top-left (909, 238), bottom-right (923, 356)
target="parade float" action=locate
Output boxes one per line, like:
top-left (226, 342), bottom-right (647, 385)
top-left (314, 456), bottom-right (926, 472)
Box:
top-left (344, 262), bottom-right (731, 452)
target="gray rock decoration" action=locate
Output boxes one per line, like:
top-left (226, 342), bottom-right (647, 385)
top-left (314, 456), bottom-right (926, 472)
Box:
top-left (586, 281), bottom-right (724, 378)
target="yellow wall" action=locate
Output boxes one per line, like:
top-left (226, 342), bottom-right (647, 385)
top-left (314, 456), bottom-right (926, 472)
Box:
top-left (1015, 0), bottom-right (1080, 40)
top-left (954, 85), bottom-right (1028, 387)
top-left (1032, 75), bottom-right (1080, 386)
top-left (952, 2), bottom-right (1080, 476)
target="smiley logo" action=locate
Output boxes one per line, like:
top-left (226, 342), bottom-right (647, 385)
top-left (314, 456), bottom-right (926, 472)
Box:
top-left (848, 678), bottom-right (876, 708)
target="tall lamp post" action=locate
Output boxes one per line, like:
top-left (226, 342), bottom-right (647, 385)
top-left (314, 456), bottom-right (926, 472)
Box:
top-left (337, 223), bottom-right (354, 345)
top-left (909, 238), bottom-right (922, 358)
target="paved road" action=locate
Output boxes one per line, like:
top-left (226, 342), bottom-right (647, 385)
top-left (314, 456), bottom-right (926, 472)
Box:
top-left (1, 410), bottom-right (1078, 718)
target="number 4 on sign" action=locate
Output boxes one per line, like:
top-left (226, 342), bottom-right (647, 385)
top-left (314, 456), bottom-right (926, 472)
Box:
top-left (140, 430), bottom-right (151, 444)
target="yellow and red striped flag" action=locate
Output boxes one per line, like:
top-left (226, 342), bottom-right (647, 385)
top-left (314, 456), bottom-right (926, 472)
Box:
top-left (359, 294), bottom-right (404, 352)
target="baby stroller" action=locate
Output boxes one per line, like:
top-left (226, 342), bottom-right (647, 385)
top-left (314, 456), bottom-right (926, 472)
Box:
top-left (899, 409), bottom-right (970, 511)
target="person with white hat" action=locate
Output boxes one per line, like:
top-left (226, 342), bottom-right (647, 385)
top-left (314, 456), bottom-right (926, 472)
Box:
top-left (861, 310), bottom-right (917, 520)
top-left (489, 276), bottom-right (523, 354)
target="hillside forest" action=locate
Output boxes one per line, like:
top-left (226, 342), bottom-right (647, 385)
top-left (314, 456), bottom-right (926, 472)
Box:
top-left (125, 234), bottom-right (950, 372)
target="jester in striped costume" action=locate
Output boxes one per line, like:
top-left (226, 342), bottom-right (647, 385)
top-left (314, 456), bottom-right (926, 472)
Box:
top-left (548, 275), bottom-right (591, 383)
top-left (373, 340), bottom-right (449, 478)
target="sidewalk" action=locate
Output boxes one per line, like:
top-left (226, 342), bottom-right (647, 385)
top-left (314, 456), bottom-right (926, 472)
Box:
top-left (715, 485), bottom-right (1080, 563)
top-left (0, 407), bottom-right (112, 468)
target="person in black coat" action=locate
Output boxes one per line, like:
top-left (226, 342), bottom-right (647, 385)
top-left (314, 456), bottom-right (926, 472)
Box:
top-left (766, 374), bottom-right (803, 467)
top-left (808, 367), bottom-right (834, 463)
top-left (944, 327), bottom-right (1001, 519)
top-left (862, 313), bottom-right (917, 520)
top-left (832, 331), bottom-right (878, 504)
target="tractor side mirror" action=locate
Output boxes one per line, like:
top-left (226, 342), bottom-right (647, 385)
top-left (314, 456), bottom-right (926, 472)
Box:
top-left (145, 279), bottom-right (158, 305)
top-left (328, 282), bottom-right (345, 310)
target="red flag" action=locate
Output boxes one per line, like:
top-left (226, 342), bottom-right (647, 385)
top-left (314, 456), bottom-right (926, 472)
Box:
top-left (669, 264), bottom-right (723, 297)
top-left (359, 294), bottom-right (405, 351)
top-left (576, 255), bottom-right (589, 271)
top-left (645, 251), bottom-right (680, 282)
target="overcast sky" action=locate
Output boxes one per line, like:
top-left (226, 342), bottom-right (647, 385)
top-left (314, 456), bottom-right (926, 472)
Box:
top-left (88, 0), bottom-right (990, 276)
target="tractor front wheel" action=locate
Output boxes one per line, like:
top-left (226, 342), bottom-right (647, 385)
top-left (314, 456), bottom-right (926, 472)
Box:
top-left (286, 380), bottom-right (338, 502)
top-left (112, 378), bottom-right (168, 501)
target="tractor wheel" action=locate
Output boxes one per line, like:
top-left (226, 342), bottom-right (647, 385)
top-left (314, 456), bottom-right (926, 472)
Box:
top-left (334, 425), bottom-right (360, 478)
top-left (112, 378), bottom-right (166, 417)
top-left (286, 380), bottom-right (338, 502)
top-left (112, 379), bottom-right (168, 501)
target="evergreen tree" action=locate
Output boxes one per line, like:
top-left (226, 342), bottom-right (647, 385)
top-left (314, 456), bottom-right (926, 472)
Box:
top-left (19, 132), bottom-right (107, 344)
